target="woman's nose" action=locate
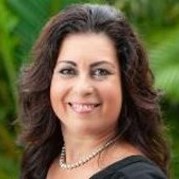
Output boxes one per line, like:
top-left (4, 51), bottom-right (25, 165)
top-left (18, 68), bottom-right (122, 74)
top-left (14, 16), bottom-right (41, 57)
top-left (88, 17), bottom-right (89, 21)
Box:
top-left (72, 75), bottom-right (95, 97)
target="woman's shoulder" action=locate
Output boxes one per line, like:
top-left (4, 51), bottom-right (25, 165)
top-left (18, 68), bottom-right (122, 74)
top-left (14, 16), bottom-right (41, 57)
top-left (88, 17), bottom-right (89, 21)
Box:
top-left (90, 155), bottom-right (167, 179)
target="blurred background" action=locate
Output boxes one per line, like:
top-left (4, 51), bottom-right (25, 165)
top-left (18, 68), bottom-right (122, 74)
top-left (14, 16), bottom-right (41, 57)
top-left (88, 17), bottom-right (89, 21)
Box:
top-left (0, 0), bottom-right (179, 178)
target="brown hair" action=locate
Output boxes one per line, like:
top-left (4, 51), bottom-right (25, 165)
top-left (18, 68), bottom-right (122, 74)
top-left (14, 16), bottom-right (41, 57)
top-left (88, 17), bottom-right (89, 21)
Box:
top-left (18, 4), bottom-right (170, 178)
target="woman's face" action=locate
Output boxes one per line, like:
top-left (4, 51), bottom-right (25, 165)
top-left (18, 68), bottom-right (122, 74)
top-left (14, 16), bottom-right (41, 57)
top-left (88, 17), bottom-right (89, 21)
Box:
top-left (50, 33), bottom-right (122, 136)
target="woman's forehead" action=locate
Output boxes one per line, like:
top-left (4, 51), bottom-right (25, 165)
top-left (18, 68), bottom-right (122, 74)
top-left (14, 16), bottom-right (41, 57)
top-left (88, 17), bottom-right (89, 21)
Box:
top-left (56, 32), bottom-right (119, 66)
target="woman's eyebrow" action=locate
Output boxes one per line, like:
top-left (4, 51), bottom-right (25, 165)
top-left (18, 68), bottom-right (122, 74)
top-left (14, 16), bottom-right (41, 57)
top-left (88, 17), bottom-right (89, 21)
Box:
top-left (57, 60), bottom-right (77, 66)
top-left (57, 60), bottom-right (116, 68)
top-left (90, 61), bottom-right (116, 68)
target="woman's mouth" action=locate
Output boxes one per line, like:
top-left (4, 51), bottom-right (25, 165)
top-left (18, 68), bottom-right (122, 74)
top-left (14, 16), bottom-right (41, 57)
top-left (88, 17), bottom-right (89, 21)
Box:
top-left (68, 102), bottom-right (101, 113)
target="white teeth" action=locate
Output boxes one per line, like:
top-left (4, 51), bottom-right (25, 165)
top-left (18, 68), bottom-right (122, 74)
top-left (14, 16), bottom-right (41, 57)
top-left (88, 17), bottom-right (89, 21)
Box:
top-left (70, 104), bottom-right (97, 113)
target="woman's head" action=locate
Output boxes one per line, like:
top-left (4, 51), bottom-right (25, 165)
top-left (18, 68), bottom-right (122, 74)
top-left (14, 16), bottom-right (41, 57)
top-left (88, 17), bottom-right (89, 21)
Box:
top-left (20, 4), bottom-right (132, 142)
top-left (19, 4), bottom-right (169, 178)
top-left (21, 3), bottom-right (147, 137)
top-left (50, 32), bottom-right (122, 137)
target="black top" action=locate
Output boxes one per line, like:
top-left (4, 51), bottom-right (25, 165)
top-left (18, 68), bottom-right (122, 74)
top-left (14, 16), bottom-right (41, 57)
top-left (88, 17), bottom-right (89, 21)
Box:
top-left (90, 155), bottom-right (167, 179)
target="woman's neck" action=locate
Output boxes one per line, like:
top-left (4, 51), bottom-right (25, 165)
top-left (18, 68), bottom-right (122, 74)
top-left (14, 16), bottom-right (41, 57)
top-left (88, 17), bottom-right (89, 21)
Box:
top-left (62, 129), bottom-right (118, 163)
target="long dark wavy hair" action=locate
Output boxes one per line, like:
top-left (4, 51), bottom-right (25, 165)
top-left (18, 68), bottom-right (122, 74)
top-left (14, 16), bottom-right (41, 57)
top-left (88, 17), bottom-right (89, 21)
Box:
top-left (18, 4), bottom-right (170, 179)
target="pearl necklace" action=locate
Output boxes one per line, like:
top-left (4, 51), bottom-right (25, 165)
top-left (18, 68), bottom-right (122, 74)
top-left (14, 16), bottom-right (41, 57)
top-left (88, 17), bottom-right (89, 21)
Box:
top-left (59, 136), bottom-right (119, 170)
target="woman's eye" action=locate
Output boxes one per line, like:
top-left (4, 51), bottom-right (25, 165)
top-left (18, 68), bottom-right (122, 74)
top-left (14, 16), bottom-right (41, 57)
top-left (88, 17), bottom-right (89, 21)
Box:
top-left (92, 69), bottom-right (111, 78)
top-left (59, 68), bottom-right (76, 77)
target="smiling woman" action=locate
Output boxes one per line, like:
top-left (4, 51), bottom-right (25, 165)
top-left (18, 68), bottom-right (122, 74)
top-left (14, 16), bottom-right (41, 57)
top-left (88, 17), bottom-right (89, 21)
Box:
top-left (18, 3), bottom-right (170, 179)
top-left (50, 33), bottom-right (122, 137)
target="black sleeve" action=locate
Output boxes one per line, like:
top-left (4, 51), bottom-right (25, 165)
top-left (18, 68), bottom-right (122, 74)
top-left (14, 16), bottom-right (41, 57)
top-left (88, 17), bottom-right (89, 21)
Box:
top-left (110, 162), bottom-right (167, 179)
top-left (90, 157), bottom-right (168, 179)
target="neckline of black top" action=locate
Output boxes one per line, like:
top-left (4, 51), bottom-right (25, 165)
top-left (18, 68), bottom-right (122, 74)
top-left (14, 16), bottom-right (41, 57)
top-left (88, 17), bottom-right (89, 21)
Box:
top-left (90, 155), bottom-right (158, 179)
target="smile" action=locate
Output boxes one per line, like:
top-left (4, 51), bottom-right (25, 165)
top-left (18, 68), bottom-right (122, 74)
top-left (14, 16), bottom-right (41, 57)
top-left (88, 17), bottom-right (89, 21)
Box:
top-left (68, 103), bottom-right (101, 113)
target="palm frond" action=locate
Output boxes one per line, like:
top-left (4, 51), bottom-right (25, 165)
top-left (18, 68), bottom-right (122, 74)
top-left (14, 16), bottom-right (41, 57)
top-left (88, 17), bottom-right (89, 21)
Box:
top-left (149, 26), bottom-right (179, 101)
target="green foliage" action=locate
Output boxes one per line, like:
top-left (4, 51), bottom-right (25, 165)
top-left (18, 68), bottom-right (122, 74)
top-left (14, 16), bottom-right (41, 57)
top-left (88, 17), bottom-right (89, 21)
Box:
top-left (0, 154), bottom-right (20, 179)
top-left (0, 3), bottom-right (19, 177)
top-left (106, 0), bottom-right (179, 102)
top-left (0, 0), bottom-right (18, 122)
top-left (0, 0), bottom-right (179, 178)
top-left (150, 26), bottom-right (179, 101)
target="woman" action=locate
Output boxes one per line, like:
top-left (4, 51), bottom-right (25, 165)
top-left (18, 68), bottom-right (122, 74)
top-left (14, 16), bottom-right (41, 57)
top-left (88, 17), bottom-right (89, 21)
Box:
top-left (18, 4), bottom-right (170, 179)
